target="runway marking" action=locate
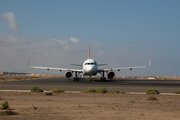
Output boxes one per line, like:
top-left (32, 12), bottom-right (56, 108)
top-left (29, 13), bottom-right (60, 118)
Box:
top-left (1, 84), bottom-right (179, 90)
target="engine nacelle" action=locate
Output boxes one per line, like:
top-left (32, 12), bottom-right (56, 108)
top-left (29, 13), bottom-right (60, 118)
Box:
top-left (107, 71), bottom-right (115, 79)
top-left (65, 71), bottom-right (73, 80)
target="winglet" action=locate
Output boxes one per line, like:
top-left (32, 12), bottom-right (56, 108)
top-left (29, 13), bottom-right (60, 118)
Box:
top-left (88, 44), bottom-right (90, 59)
top-left (149, 58), bottom-right (151, 66)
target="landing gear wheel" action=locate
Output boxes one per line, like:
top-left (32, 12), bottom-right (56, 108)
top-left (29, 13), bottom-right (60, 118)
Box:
top-left (74, 77), bottom-right (79, 81)
top-left (89, 78), bottom-right (92, 82)
top-left (101, 77), bottom-right (106, 81)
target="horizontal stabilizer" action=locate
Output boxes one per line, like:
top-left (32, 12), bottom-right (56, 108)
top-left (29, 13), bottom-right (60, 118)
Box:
top-left (98, 64), bottom-right (108, 66)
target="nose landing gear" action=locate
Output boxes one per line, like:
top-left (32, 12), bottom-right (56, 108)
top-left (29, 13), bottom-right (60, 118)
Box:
top-left (88, 76), bottom-right (92, 82)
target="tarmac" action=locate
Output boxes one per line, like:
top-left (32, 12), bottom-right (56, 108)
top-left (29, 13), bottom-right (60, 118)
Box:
top-left (0, 77), bottom-right (180, 94)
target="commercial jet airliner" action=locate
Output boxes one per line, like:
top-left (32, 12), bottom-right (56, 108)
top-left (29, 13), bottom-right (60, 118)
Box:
top-left (29, 45), bottom-right (151, 82)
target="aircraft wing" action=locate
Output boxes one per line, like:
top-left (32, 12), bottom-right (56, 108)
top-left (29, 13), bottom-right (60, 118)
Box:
top-left (30, 66), bottom-right (83, 72)
top-left (98, 59), bottom-right (151, 72)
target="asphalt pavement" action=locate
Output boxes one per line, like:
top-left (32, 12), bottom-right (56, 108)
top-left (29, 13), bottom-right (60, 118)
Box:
top-left (0, 77), bottom-right (180, 93)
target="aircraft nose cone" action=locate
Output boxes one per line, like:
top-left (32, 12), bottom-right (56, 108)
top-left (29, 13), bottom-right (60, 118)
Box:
top-left (85, 67), bottom-right (92, 72)
top-left (84, 66), bottom-right (97, 75)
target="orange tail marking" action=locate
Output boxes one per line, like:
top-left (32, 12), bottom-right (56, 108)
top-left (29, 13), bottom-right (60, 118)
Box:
top-left (88, 44), bottom-right (90, 59)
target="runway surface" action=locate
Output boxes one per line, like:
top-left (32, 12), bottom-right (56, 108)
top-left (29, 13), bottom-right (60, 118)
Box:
top-left (1, 77), bottom-right (180, 93)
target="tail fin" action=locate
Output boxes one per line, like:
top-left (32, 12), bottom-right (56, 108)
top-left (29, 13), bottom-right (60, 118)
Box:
top-left (149, 58), bottom-right (151, 66)
top-left (28, 59), bottom-right (30, 66)
top-left (88, 44), bottom-right (90, 59)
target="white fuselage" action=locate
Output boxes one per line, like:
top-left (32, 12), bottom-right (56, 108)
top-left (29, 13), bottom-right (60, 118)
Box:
top-left (82, 59), bottom-right (98, 75)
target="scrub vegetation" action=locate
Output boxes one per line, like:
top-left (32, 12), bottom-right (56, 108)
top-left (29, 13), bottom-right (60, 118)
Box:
top-left (120, 91), bottom-right (126, 94)
top-left (31, 87), bottom-right (43, 92)
top-left (0, 101), bottom-right (8, 110)
top-left (52, 88), bottom-right (64, 93)
top-left (0, 101), bottom-right (18, 116)
top-left (81, 87), bottom-right (125, 94)
top-left (146, 89), bottom-right (160, 94)
top-left (108, 90), bottom-right (120, 93)
top-left (0, 110), bottom-right (18, 116)
top-left (81, 89), bottom-right (96, 93)
top-left (175, 90), bottom-right (180, 94)
top-left (147, 96), bottom-right (158, 100)
top-left (45, 92), bottom-right (53, 95)
top-left (96, 87), bottom-right (107, 93)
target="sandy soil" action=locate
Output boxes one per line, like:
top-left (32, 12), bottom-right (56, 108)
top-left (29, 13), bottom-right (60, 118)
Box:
top-left (0, 92), bottom-right (180, 120)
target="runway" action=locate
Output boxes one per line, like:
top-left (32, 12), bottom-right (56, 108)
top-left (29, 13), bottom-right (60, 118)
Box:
top-left (0, 77), bottom-right (180, 93)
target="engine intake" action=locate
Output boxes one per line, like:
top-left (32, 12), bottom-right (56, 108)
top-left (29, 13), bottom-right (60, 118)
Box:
top-left (107, 71), bottom-right (115, 79)
top-left (65, 71), bottom-right (73, 80)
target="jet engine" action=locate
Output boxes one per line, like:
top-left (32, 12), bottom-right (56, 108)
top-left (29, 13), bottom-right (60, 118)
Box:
top-left (65, 71), bottom-right (73, 79)
top-left (107, 71), bottom-right (115, 79)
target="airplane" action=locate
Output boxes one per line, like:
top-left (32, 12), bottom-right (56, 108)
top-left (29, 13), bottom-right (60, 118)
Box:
top-left (29, 45), bottom-right (151, 82)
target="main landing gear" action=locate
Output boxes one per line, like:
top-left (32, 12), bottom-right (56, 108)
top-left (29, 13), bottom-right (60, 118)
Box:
top-left (100, 72), bottom-right (106, 81)
top-left (74, 72), bottom-right (79, 81)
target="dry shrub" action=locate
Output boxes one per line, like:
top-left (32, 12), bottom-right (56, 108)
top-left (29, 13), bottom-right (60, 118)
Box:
top-left (45, 92), bottom-right (53, 95)
top-left (0, 109), bottom-right (18, 116)
top-left (52, 88), bottom-right (64, 93)
top-left (147, 96), bottom-right (158, 100)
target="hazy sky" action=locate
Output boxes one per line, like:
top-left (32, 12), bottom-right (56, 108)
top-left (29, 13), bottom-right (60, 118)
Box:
top-left (0, 0), bottom-right (180, 76)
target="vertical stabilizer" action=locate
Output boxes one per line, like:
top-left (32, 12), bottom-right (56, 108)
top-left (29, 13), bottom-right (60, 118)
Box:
top-left (88, 44), bottom-right (90, 59)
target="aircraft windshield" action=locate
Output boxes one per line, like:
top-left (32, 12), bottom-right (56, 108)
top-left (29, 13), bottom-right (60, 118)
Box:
top-left (85, 63), bottom-right (96, 65)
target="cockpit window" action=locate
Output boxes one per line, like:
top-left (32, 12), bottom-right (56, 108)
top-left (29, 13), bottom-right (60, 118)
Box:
top-left (85, 63), bottom-right (96, 65)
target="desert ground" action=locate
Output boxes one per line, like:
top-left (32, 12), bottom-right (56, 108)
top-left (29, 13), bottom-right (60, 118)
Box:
top-left (0, 92), bottom-right (180, 120)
